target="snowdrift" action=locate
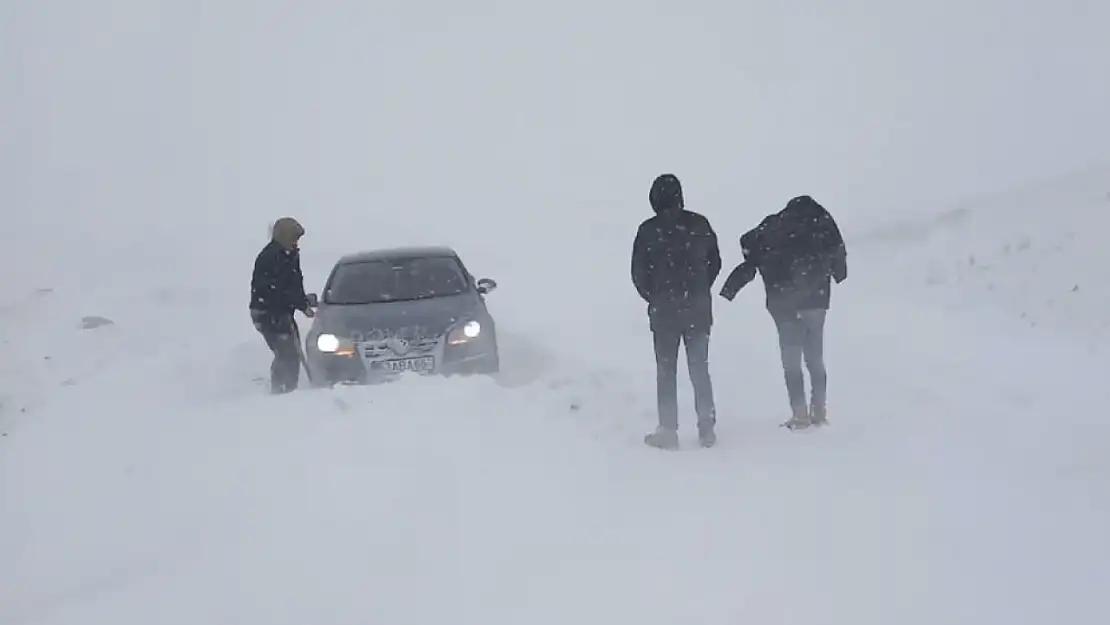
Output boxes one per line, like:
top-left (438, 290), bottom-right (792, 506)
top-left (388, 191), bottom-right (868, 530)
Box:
top-left (4, 168), bottom-right (1110, 623)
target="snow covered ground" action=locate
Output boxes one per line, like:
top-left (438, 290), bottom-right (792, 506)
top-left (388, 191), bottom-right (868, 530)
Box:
top-left (857, 166), bottom-right (1110, 346)
top-left (5, 2), bottom-right (1110, 624)
top-left (3, 175), bottom-right (1109, 624)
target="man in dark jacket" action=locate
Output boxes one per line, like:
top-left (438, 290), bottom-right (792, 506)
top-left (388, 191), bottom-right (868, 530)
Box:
top-left (632, 174), bottom-right (722, 449)
top-left (720, 195), bottom-right (847, 429)
top-left (250, 217), bottom-right (315, 394)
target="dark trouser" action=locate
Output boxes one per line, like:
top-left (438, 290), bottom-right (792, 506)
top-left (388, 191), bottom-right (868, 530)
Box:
top-left (770, 308), bottom-right (827, 412)
top-left (653, 328), bottom-right (716, 432)
top-left (251, 310), bottom-right (302, 394)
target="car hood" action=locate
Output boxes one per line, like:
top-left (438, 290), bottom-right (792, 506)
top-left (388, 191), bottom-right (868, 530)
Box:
top-left (315, 293), bottom-right (479, 340)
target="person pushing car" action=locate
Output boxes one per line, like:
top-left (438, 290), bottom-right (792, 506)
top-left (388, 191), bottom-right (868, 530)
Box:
top-left (249, 217), bottom-right (315, 394)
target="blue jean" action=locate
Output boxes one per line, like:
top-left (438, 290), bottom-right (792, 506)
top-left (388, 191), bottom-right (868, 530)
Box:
top-left (653, 328), bottom-right (716, 431)
top-left (770, 309), bottom-right (827, 412)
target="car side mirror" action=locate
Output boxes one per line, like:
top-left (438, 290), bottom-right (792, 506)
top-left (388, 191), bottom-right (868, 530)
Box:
top-left (476, 278), bottom-right (497, 294)
top-left (306, 293), bottom-right (319, 307)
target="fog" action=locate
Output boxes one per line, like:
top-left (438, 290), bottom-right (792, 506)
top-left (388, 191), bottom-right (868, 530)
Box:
top-left (3, 6), bottom-right (1110, 621)
top-left (5, 0), bottom-right (1108, 311)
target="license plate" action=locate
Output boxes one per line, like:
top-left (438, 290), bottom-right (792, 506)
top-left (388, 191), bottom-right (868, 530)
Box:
top-left (374, 356), bottom-right (434, 373)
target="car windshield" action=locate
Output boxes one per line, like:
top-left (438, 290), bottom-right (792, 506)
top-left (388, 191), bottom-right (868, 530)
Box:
top-left (325, 256), bottom-right (470, 304)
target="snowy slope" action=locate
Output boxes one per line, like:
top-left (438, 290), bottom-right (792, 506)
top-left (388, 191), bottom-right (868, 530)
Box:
top-left (5, 2), bottom-right (1110, 624)
top-left (4, 176), bottom-right (1110, 624)
top-left (3, 203), bottom-right (1108, 606)
top-left (856, 166), bottom-right (1110, 345)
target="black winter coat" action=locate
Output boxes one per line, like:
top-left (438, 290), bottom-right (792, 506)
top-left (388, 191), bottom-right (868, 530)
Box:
top-left (720, 196), bottom-right (847, 314)
top-left (631, 209), bottom-right (722, 333)
top-left (250, 240), bottom-right (310, 317)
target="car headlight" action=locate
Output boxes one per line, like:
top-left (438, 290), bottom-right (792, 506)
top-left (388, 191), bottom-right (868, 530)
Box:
top-left (448, 320), bottom-right (482, 345)
top-left (463, 320), bottom-right (481, 338)
top-left (316, 333), bottom-right (340, 353)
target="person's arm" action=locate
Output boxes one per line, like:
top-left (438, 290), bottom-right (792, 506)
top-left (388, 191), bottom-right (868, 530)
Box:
top-left (828, 219), bottom-right (847, 283)
top-left (816, 209), bottom-right (847, 284)
top-left (250, 246), bottom-right (279, 308)
top-left (719, 223), bottom-right (764, 301)
top-left (631, 223), bottom-right (653, 303)
top-left (704, 218), bottom-right (722, 286)
top-left (739, 223), bottom-right (765, 266)
top-left (719, 262), bottom-right (757, 301)
top-left (286, 251), bottom-right (312, 313)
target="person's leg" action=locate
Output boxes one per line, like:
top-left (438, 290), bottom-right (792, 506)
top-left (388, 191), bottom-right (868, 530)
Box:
top-left (799, 309), bottom-right (828, 423)
top-left (645, 329), bottom-right (681, 448)
top-left (682, 329), bottom-right (717, 444)
top-left (253, 311), bottom-right (301, 394)
top-left (271, 331), bottom-right (302, 393)
top-left (770, 310), bottom-right (808, 424)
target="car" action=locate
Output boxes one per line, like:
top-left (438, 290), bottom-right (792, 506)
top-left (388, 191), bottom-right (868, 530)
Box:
top-left (302, 245), bottom-right (500, 386)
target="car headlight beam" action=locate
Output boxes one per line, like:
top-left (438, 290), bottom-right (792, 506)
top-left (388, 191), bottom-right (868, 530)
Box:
top-left (316, 333), bottom-right (340, 353)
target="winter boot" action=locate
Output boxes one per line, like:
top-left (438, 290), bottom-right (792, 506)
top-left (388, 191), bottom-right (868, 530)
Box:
top-left (698, 425), bottom-right (717, 448)
top-left (644, 427), bottom-right (680, 450)
top-left (809, 403), bottom-right (828, 427)
top-left (782, 405), bottom-right (812, 430)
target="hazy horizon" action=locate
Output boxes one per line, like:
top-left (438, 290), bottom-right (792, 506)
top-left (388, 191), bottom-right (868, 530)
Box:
top-left (5, 1), bottom-right (1108, 293)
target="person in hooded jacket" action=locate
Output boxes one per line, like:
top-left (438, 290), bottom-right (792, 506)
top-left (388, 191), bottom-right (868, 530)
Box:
top-left (249, 217), bottom-right (315, 394)
top-left (632, 174), bottom-right (722, 449)
top-left (719, 195), bottom-right (847, 429)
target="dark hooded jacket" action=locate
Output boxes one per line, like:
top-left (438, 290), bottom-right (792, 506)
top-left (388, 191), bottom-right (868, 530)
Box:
top-left (631, 174), bottom-right (722, 333)
top-left (250, 218), bottom-right (310, 317)
top-left (720, 195), bottom-right (846, 313)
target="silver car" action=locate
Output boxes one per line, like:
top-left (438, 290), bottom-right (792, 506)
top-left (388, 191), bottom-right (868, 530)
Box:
top-left (303, 245), bottom-right (500, 385)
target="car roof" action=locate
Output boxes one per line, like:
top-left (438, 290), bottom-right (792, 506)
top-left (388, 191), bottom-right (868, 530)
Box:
top-left (335, 245), bottom-right (460, 266)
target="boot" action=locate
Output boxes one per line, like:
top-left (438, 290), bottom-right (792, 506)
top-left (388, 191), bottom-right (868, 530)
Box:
top-left (782, 405), bottom-right (812, 430)
top-left (810, 403), bottom-right (828, 427)
top-left (644, 426), bottom-right (679, 450)
top-left (697, 424), bottom-right (717, 448)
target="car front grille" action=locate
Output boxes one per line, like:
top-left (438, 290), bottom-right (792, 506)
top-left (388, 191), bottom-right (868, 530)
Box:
top-left (359, 336), bottom-right (440, 360)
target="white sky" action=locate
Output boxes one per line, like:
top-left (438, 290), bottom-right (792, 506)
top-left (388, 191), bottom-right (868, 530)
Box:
top-left (4, 0), bottom-right (1108, 288)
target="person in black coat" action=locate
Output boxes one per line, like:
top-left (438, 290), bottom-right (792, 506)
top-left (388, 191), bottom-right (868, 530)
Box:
top-left (632, 174), bottom-right (722, 449)
top-left (720, 195), bottom-right (847, 429)
top-left (249, 217), bottom-right (315, 394)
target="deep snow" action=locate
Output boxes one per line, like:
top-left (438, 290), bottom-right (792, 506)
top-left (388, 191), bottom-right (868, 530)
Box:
top-left (4, 178), bottom-right (1109, 625)
top-left (2, 188), bottom-right (1110, 621)
top-left (5, 2), bottom-right (1110, 624)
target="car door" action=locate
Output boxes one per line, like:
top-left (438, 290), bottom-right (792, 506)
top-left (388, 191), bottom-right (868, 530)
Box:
top-left (456, 257), bottom-right (491, 319)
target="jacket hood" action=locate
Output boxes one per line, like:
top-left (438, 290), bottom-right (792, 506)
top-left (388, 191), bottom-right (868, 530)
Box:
top-left (779, 195), bottom-right (826, 220)
top-left (649, 174), bottom-right (684, 214)
top-left (271, 217), bottom-right (305, 250)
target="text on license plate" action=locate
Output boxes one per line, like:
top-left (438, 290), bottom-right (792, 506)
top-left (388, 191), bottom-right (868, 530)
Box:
top-left (374, 356), bottom-right (434, 373)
